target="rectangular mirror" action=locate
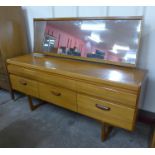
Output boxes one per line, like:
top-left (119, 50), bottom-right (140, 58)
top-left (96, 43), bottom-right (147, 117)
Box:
top-left (34, 17), bottom-right (143, 67)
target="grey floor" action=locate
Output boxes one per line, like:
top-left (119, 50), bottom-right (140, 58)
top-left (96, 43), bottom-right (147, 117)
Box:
top-left (0, 89), bottom-right (150, 148)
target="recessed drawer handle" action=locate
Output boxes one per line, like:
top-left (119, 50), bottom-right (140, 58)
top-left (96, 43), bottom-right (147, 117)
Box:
top-left (19, 80), bottom-right (27, 86)
top-left (51, 91), bottom-right (61, 96)
top-left (96, 104), bottom-right (111, 111)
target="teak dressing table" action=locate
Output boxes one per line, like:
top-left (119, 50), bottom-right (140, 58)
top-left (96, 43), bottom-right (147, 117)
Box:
top-left (7, 53), bottom-right (146, 141)
top-left (6, 17), bottom-right (147, 141)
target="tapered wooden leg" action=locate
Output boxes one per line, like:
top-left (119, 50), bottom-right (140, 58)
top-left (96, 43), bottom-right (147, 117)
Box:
top-left (101, 123), bottom-right (113, 142)
top-left (150, 127), bottom-right (155, 148)
top-left (7, 74), bottom-right (15, 100)
top-left (9, 89), bottom-right (24, 101)
top-left (27, 96), bottom-right (44, 111)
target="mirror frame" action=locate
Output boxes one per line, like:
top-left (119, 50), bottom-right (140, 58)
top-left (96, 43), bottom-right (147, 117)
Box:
top-left (33, 16), bottom-right (143, 68)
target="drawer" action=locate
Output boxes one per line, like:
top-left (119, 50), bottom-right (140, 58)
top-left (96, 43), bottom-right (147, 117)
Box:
top-left (39, 83), bottom-right (77, 111)
top-left (10, 74), bottom-right (39, 97)
top-left (7, 65), bottom-right (76, 91)
top-left (77, 82), bottom-right (137, 108)
top-left (77, 94), bottom-right (135, 130)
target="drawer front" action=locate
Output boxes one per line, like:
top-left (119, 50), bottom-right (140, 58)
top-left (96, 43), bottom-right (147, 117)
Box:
top-left (10, 74), bottom-right (39, 97)
top-left (77, 94), bottom-right (135, 130)
top-left (8, 65), bottom-right (76, 91)
top-left (77, 82), bottom-right (137, 108)
top-left (39, 83), bottom-right (77, 111)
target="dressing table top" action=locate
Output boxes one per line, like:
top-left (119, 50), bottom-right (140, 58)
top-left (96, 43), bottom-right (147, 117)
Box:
top-left (7, 53), bottom-right (147, 91)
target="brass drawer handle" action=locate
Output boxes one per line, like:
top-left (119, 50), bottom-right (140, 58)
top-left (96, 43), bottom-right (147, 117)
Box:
top-left (96, 104), bottom-right (111, 111)
top-left (19, 80), bottom-right (27, 86)
top-left (51, 91), bottom-right (61, 96)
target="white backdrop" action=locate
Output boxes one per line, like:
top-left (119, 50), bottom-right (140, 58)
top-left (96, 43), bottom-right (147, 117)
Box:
top-left (22, 6), bottom-right (155, 112)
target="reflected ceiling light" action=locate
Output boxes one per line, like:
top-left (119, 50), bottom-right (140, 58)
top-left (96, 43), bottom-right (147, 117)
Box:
top-left (137, 23), bottom-right (141, 32)
top-left (112, 44), bottom-right (130, 54)
top-left (109, 71), bottom-right (123, 81)
top-left (124, 53), bottom-right (136, 60)
top-left (134, 38), bottom-right (139, 44)
top-left (47, 40), bottom-right (55, 42)
top-left (43, 43), bottom-right (49, 47)
top-left (45, 61), bottom-right (53, 68)
top-left (88, 33), bottom-right (102, 43)
top-left (81, 23), bottom-right (106, 31)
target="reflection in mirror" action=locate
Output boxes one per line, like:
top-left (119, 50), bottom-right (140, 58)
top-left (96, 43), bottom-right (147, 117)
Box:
top-left (34, 18), bottom-right (142, 66)
top-left (43, 35), bottom-right (56, 52)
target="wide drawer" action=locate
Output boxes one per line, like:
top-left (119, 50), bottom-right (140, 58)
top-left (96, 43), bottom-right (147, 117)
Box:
top-left (39, 82), bottom-right (77, 111)
top-left (77, 81), bottom-right (137, 108)
top-left (10, 74), bottom-right (39, 97)
top-left (77, 94), bottom-right (135, 130)
top-left (7, 65), bottom-right (76, 91)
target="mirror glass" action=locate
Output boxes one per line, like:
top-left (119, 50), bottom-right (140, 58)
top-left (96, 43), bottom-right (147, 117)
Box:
top-left (34, 18), bottom-right (142, 66)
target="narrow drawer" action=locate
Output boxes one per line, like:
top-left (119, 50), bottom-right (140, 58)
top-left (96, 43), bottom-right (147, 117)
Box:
top-left (77, 81), bottom-right (137, 108)
top-left (7, 65), bottom-right (76, 91)
top-left (10, 74), bottom-right (39, 97)
top-left (39, 83), bottom-right (77, 111)
top-left (77, 94), bottom-right (135, 130)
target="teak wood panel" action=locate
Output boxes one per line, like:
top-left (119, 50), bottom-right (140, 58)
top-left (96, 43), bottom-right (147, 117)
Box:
top-left (0, 74), bottom-right (9, 90)
top-left (0, 7), bottom-right (29, 91)
top-left (77, 81), bottom-right (137, 108)
top-left (77, 94), bottom-right (135, 130)
top-left (38, 82), bottom-right (77, 112)
top-left (10, 74), bottom-right (39, 97)
top-left (7, 65), bottom-right (76, 91)
top-left (0, 7), bottom-right (29, 60)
